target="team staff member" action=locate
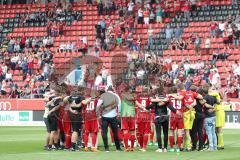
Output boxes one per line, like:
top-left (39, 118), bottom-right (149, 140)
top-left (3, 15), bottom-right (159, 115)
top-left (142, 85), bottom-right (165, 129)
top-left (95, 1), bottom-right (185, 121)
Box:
top-left (202, 84), bottom-right (218, 151)
top-left (149, 86), bottom-right (180, 153)
top-left (47, 95), bottom-right (64, 150)
top-left (121, 86), bottom-right (136, 152)
top-left (97, 87), bottom-right (122, 152)
top-left (43, 89), bottom-right (55, 150)
top-left (190, 88), bottom-right (205, 151)
top-left (65, 94), bottom-right (91, 151)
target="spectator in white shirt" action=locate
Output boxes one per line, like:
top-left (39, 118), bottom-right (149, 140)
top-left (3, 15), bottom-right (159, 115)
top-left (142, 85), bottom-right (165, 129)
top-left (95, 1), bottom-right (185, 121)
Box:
top-left (211, 70), bottom-right (221, 89)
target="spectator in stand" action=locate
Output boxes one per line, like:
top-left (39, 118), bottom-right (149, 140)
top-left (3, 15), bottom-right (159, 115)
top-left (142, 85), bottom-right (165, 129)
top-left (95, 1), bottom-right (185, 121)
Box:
top-left (210, 21), bottom-right (218, 38)
top-left (175, 24), bottom-right (183, 40)
top-left (205, 36), bottom-right (211, 55)
top-left (218, 21), bottom-right (225, 37)
top-left (51, 22), bottom-right (58, 37)
top-left (183, 1), bottom-right (190, 19)
top-left (43, 63), bottom-right (49, 80)
top-left (210, 69), bottom-right (221, 89)
top-left (127, 1), bottom-right (135, 15)
top-left (233, 63), bottom-right (240, 76)
top-left (137, 8), bottom-right (143, 24)
top-left (194, 35), bottom-right (201, 55)
top-left (177, 38), bottom-right (187, 50)
top-left (126, 33), bottom-right (133, 50)
top-left (97, 1), bottom-right (104, 15)
top-left (28, 55), bottom-right (34, 76)
top-left (100, 18), bottom-right (106, 34)
top-left (232, 0), bottom-right (239, 8)
top-left (20, 33), bottom-right (26, 50)
top-left (58, 21), bottom-right (65, 37)
top-left (233, 26), bottom-right (239, 48)
top-left (149, 10), bottom-right (155, 24)
top-left (143, 8), bottom-right (150, 25)
top-left (148, 26), bottom-right (154, 46)
top-left (165, 25), bottom-right (173, 45)
top-left (0, 79), bottom-right (7, 98)
top-left (156, 7), bottom-right (162, 23)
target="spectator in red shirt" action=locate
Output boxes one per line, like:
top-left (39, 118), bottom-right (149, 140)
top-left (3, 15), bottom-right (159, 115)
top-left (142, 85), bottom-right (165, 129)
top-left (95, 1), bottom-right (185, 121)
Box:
top-left (58, 21), bottom-right (65, 37)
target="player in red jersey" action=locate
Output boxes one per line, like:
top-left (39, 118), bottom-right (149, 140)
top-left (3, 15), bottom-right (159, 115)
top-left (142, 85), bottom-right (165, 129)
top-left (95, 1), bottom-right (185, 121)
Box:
top-left (167, 86), bottom-right (184, 152)
top-left (135, 91), bottom-right (151, 152)
top-left (169, 84), bottom-right (203, 151)
top-left (58, 100), bottom-right (71, 149)
top-left (120, 86), bottom-right (136, 152)
top-left (82, 93), bottom-right (99, 152)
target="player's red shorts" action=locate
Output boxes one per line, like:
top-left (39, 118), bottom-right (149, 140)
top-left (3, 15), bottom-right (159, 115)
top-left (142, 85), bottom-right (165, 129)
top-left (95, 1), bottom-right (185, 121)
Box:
top-left (121, 117), bottom-right (135, 131)
top-left (170, 113), bottom-right (184, 130)
top-left (84, 119), bottom-right (99, 133)
top-left (137, 121), bottom-right (151, 134)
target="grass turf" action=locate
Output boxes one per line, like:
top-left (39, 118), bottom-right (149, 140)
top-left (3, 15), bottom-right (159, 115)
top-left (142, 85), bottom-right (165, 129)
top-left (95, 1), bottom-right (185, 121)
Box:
top-left (0, 127), bottom-right (240, 160)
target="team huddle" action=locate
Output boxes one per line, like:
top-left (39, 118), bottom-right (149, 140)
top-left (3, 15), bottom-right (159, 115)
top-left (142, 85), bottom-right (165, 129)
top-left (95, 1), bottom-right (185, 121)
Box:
top-left (43, 83), bottom-right (225, 153)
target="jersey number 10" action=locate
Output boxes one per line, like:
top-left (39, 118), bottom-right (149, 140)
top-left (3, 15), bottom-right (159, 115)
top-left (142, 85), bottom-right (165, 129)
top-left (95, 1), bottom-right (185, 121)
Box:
top-left (86, 101), bottom-right (95, 111)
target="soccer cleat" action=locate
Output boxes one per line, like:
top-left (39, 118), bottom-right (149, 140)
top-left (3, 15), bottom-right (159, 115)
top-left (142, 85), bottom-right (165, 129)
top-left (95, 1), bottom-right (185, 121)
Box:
top-left (129, 148), bottom-right (134, 152)
top-left (169, 148), bottom-right (175, 152)
top-left (125, 148), bottom-right (130, 152)
top-left (139, 148), bottom-right (146, 152)
top-left (163, 148), bottom-right (167, 152)
top-left (155, 148), bottom-right (163, 152)
top-left (148, 142), bottom-right (153, 146)
top-left (69, 147), bottom-right (76, 152)
top-left (176, 148), bottom-right (180, 153)
top-left (84, 147), bottom-right (89, 152)
top-left (91, 148), bottom-right (99, 152)
top-left (217, 147), bottom-right (224, 150)
top-left (105, 148), bottom-right (110, 152)
top-left (116, 149), bottom-right (123, 152)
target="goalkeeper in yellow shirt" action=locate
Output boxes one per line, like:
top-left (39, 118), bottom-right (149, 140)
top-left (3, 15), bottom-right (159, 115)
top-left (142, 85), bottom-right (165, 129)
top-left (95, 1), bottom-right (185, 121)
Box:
top-left (209, 87), bottom-right (225, 150)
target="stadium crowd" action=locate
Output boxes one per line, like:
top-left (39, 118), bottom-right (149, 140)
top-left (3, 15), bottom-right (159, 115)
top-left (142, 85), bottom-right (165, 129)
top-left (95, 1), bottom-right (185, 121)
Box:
top-left (0, 0), bottom-right (240, 100)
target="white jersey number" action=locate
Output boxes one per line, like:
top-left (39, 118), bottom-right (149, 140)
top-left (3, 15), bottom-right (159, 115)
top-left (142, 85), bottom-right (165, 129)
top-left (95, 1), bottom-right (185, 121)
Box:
top-left (86, 101), bottom-right (95, 111)
top-left (172, 100), bottom-right (182, 110)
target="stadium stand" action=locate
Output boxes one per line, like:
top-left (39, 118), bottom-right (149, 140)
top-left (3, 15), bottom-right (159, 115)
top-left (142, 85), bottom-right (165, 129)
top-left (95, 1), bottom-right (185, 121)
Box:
top-left (0, 0), bottom-right (239, 99)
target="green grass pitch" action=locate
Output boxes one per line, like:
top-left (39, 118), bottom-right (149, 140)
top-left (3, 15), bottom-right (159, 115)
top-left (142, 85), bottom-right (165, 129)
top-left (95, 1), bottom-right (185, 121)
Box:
top-left (0, 127), bottom-right (240, 160)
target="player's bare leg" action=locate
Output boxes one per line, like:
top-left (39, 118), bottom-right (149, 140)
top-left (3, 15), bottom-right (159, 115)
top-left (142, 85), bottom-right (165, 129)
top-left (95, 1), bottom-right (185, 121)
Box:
top-left (44, 133), bottom-right (50, 150)
top-left (71, 131), bottom-right (79, 151)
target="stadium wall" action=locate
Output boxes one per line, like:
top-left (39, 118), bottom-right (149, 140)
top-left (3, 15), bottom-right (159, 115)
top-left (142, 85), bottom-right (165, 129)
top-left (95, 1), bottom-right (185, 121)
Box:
top-left (0, 99), bottom-right (240, 128)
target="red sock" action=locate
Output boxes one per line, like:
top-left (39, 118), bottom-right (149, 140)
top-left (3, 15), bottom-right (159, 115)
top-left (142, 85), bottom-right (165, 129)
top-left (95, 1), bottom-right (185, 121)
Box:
top-left (118, 129), bottom-right (123, 141)
top-left (123, 133), bottom-right (129, 149)
top-left (65, 134), bottom-right (71, 148)
top-left (130, 135), bottom-right (135, 148)
top-left (92, 133), bottom-right (97, 148)
top-left (150, 130), bottom-right (154, 142)
top-left (169, 136), bottom-right (174, 148)
top-left (143, 134), bottom-right (148, 149)
top-left (177, 136), bottom-right (183, 149)
top-left (84, 132), bottom-right (89, 148)
top-left (137, 134), bottom-right (143, 148)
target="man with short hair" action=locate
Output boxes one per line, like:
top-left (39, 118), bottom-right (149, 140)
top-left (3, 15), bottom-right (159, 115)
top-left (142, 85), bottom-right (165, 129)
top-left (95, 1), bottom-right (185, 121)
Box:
top-left (97, 88), bottom-right (122, 152)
